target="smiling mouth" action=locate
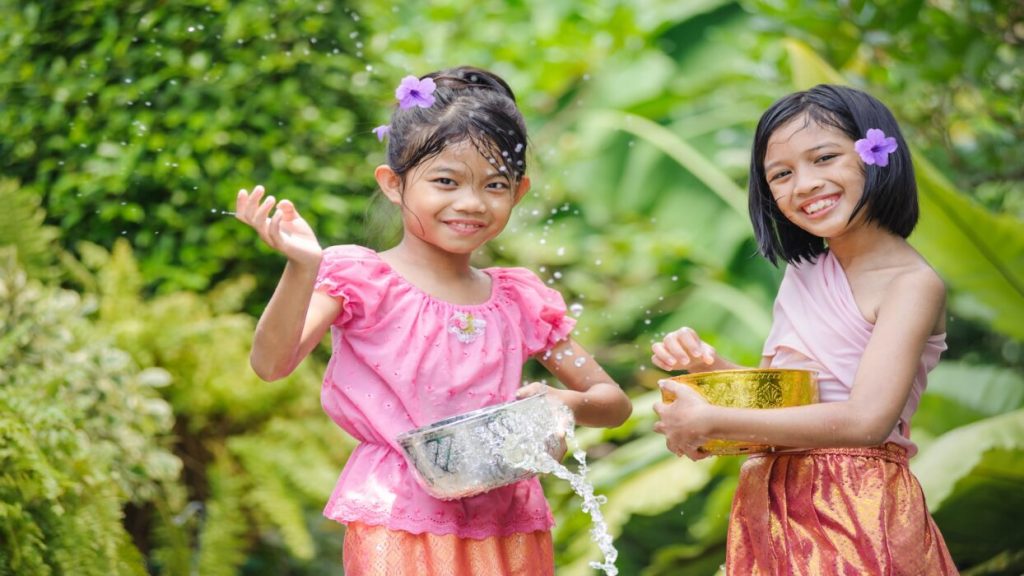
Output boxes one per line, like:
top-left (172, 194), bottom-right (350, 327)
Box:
top-left (803, 196), bottom-right (838, 215)
top-left (445, 220), bottom-right (486, 233)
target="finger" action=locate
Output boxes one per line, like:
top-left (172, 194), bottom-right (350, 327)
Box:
top-left (266, 207), bottom-right (285, 248)
top-left (517, 382), bottom-right (542, 398)
top-left (256, 194), bottom-right (276, 223)
top-left (244, 185), bottom-right (266, 221)
top-left (235, 188), bottom-right (250, 220)
top-left (701, 342), bottom-right (716, 365)
top-left (652, 421), bottom-right (665, 435)
top-left (674, 327), bottom-right (708, 362)
top-left (277, 199), bottom-right (299, 221)
top-left (651, 343), bottom-right (677, 370)
top-left (658, 378), bottom-right (685, 397)
top-left (663, 438), bottom-right (676, 454)
top-left (662, 334), bottom-right (693, 367)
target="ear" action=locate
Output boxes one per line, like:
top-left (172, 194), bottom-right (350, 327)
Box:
top-left (374, 165), bottom-right (403, 205)
top-left (513, 175), bottom-right (531, 205)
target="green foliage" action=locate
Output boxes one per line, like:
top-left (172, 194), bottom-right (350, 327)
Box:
top-left (0, 250), bottom-right (178, 575)
top-left (0, 179), bottom-right (60, 280)
top-left (2, 0), bottom-right (1021, 573)
top-left (0, 0), bottom-right (383, 295)
top-left (913, 410), bottom-right (1024, 568)
top-left (74, 239), bottom-right (355, 573)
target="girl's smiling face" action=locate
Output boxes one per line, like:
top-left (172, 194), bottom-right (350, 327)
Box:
top-left (379, 139), bottom-right (530, 256)
top-left (764, 113), bottom-right (866, 241)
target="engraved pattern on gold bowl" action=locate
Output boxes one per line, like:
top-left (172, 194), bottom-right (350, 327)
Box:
top-left (661, 368), bottom-right (819, 455)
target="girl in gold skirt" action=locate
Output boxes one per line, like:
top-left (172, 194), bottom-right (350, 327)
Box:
top-left (652, 85), bottom-right (958, 575)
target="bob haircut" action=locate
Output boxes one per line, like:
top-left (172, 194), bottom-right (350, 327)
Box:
top-left (748, 84), bottom-right (917, 266)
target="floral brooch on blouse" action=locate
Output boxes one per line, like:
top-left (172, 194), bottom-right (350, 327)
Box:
top-left (448, 311), bottom-right (486, 343)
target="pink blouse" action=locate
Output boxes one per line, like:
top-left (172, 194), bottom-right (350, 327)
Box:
top-left (313, 245), bottom-right (576, 538)
top-left (762, 250), bottom-right (946, 457)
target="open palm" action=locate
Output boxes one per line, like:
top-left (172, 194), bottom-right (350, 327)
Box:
top-left (235, 185), bottom-right (322, 267)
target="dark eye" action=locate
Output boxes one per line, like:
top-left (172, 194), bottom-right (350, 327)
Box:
top-left (433, 177), bottom-right (456, 187)
top-left (816, 153), bottom-right (838, 163)
top-left (486, 180), bottom-right (511, 192)
top-left (768, 169), bottom-right (791, 182)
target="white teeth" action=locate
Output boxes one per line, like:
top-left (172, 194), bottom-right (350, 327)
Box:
top-left (804, 197), bottom-right (836, 215)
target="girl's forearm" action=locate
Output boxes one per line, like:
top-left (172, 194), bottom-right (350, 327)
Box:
top-left (251, 259), bottom-right (321, 380)
top-left (560, 383), bottom-right (632, 428)
top-left (703, 400), bottom-right (895, 450)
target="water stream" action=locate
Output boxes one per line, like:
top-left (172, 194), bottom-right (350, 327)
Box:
top-left (499, 402), bottom-right (618, 575)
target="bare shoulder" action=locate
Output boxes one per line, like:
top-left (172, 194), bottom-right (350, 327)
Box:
top-left (881, 261), bottom-right (947, 333)
top-left (888, 261), bottom-right (945, 299)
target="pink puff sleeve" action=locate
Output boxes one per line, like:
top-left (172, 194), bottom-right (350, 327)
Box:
top-left (314, 245), bottom-right (385, 326)
top-left (496, 267), bottom-right (577, 356)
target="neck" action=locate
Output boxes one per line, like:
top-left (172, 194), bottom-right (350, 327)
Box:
top-left (386, 234), bottom-right (476, 279)
top-left (826, 222), bottom-right (906, 271)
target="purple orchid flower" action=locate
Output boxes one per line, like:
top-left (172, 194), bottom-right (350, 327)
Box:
top-left (854, 128), bottom-right (898, 167)
top-left (372, 124), bottom-right (390, 142)
top-left (395, 75), bottom-right (436, 109)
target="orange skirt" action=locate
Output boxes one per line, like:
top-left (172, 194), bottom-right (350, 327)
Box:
top-left (342, 522), bottom-right (554, 576)
top-left (726, 444), bottom-right (958, 576)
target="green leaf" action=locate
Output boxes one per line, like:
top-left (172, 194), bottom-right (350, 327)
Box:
top-left (912, 158), bottom-right (1024, 340)
top-left (783, 38), bottom-right (845, 88)
top-left (584, 109), bottom-right (748, 217)
top-left (912, 409), bottom-right (1024, 510)
top-left (926, 361), bottom-right (1024, 417)
top-left (912, 410), bottom-right (1024, 567)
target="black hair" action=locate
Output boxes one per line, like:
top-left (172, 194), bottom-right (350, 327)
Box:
top-left (384, 66), bottom-right (528, 188)
top-left (748, 84), bottom-right (917, 265)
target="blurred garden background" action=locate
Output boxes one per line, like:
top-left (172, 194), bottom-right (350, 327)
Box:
top-left (2, 0), bottom-right (1022, 574)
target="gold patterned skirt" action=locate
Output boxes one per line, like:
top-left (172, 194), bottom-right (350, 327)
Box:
top-left (342, 522), bottom-right (554, 576)
top-left (726, 444), bottom-right (959, 575)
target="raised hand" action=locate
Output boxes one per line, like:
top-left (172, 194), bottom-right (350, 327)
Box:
top-left (235, 185), bottom-right (322, 267)
top-left (651, 327), bottom-right (718, 373)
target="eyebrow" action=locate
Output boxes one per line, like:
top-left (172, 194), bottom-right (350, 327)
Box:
top-left (764, 142), bottom-right (843, 172)
top-left (427, 164), bottom-right (504, 179)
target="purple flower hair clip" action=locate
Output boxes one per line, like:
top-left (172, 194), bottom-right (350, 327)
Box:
top-left (395, 75), bottom-right (436, 109)
top-left (854, 128), bottom-right (898, 167)
top-left (372, 124), bottom-right (390, 142)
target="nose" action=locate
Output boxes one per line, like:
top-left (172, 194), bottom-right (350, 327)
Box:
top-left (451, 186), bottom-right (487, 212)
top-left (792, 168), bottom-right (823, 197)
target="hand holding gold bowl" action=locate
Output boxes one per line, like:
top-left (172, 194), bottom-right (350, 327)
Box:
top-left (661, 368), bottom-right (819, 455)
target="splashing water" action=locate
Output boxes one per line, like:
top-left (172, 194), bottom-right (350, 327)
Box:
top-left (497, 402), bottom-right (619, 575)
top-left (405, 396), bottom-right (618, 574)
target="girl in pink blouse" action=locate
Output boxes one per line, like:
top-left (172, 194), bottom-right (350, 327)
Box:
top-left (651, 85), bottom-right (957, 574)
top-left (234, 65), bottom-right (631, 576)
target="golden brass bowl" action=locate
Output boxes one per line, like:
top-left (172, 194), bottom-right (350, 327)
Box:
top-left (661, 368), bottom-right (818, 455)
